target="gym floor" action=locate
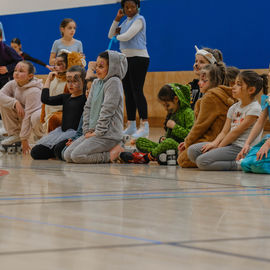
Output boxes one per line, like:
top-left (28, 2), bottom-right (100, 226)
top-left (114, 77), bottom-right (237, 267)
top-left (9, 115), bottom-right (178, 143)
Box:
top-left (0, 129), bottom-right (269, 269)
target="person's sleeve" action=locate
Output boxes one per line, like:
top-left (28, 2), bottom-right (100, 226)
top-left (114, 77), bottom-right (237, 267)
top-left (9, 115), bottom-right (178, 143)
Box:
top-left (108, 21), bottom-right (120, 39)
top-left (78, 40), bottom-right (83, 53)
top-left (227, 103), bottom-right (237, 120)
top-left (116, 19), bottom-right (143, 42)
top-left (22, 52), bottom-right (47, 67)
top-left (94, 79), bottom-right (122, 137)
top-left (0, 81), bottom-right (17, 108)
top-left (4, 46), bottom-right (22, 73)
top-left (246, 103), bottom-right (262, 117)
top-left (71, 115), bottom-right (84, 140)
top-left (171, 109), bottom-right (195, 140)
top-left (82, 83), bottom-right (95, 134)
top-left (185, 96), bottom-right (220, 147)
top-left (41, 88), bottom-right (65, 105)
top-left (51, 40), bottom-right (58, 53)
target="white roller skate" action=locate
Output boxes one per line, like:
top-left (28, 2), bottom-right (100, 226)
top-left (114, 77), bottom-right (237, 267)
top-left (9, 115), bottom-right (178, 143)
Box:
top-left (1, 135), bottom-right (22, 154)
top-left (157, 149), bottom-right (177, 166)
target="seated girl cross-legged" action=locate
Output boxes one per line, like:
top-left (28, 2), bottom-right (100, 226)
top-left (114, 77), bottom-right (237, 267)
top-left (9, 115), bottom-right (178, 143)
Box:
top-left (187, 71), bottom-right (268, 171)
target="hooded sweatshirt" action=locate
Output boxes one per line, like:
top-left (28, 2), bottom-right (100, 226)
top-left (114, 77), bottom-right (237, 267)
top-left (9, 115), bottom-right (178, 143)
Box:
top-left (0, 77), bottom-right (43, 140)
top-left (0, 41), bottom-right (22, 84)
top-left (178, 85), bottom-right (236, 167)
top-left (165, 83), bottom-right (194, 143)
top-left (83, 50), bottom-right (128, 141)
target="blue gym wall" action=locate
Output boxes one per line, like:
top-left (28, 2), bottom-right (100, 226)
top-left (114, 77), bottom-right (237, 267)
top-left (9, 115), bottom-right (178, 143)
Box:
top-left (1, 0), bottom-right (270, 74)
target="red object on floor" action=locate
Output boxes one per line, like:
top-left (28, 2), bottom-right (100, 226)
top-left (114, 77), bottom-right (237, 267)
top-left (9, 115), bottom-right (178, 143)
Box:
top-left (0, 170), bottom-right (9, 176)
top-left (130, 152), bottom-right (150, 164)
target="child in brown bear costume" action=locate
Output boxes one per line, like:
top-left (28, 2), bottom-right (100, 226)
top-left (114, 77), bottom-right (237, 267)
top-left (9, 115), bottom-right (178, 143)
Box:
top-left (178, 62), bottom-right (237, 167)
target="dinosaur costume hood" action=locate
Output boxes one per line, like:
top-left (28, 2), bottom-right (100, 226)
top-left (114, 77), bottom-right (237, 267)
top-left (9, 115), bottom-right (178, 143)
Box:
top-left (168, 83), bottom-right (191, 109)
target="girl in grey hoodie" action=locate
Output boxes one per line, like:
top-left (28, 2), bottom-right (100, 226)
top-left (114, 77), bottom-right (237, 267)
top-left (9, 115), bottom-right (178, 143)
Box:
top-left (64, 50), bottom-right (127, 163)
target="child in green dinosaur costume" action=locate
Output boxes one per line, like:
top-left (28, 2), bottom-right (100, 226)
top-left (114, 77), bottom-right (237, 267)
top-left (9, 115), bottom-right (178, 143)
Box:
top-left (133, 83), bottom-right (194, 162)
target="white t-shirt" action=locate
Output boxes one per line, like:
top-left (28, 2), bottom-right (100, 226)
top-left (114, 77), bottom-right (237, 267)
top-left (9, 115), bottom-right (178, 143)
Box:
top-left (227, 100), bottom-right (262, 147)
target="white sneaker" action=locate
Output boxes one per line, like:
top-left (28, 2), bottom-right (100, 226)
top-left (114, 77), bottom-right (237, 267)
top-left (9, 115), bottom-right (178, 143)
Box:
top-left (132, 121), bottom-right (149, 139)
top-left (235, 159), bottom-right (243, 171)
top-left (1, 135), bottom-right (21, 145)
top-left (123, 121), bottom-right (137, 136)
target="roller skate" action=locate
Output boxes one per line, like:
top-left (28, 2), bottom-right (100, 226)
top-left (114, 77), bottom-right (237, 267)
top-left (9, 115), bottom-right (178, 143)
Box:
top-left (157, 150), bottom-right (178, 166)
top-left (119, 151), bottom-right (150, 164)
top-left (1, 135), bottom-right (22, 154)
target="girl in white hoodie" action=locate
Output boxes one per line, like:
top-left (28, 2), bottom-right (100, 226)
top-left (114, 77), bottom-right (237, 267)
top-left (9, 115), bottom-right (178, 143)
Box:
top-left (0, 60), bottom-right (44, 154)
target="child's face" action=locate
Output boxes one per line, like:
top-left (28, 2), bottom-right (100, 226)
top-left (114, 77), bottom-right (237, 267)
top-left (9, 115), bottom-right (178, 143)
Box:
top-left (198, 71), bottom-right (211, 93)
top-left (232, 76), bottom-right (253, 100)
top-left (193, 55), bottom-right (210, 76)
top-left (123, 1), bottom-right (138, 18)
top-left (160, 96), bottom-right (179, 114)
top-left (66, 71), bottom-right (83, 96)
top-left (61, 21), bottom-right (76, 39)
top-left (13, 62), bottom-right (33, 86)
top-left (10, 42), bottom-right (21, 53)
top-left (54, 56), bottom-right (67, 73)
top-left (96, 56), bottom-right (109, 80)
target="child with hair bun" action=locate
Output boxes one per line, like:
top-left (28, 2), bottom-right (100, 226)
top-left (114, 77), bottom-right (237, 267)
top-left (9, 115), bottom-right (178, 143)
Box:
top-left (178, 61), bottom-right (237, 167)
top-left (188, 71), bottom-right (267, 171)
top-left (190, 45), bottom-right (223, 110)
top-left (49, 18), bottom-right (83, 66)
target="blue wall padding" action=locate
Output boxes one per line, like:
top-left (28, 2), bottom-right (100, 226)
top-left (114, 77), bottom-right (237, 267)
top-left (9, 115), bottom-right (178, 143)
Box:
top-left (1, 0), bottom-right (269, 74)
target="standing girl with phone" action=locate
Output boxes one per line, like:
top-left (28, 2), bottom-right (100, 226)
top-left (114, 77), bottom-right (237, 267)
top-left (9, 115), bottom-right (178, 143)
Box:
top-left (108, 0), bottom-right (150, 139)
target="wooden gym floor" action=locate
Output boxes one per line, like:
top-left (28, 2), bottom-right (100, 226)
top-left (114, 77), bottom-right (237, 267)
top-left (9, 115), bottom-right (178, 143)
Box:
top-left (0, 129), bottom-right (269, 269)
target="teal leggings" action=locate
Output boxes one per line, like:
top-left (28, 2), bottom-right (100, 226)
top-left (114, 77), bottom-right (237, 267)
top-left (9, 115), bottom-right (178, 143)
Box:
top-left (241, 135), bottom-right (270, 174)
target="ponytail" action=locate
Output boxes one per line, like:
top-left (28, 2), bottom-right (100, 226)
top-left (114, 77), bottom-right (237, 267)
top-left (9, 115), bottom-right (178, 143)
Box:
top-left (238, 71), bottom-right (268, 97)
top-left (260, 74), bottom-right (268, 95)
top-left (201, 61), bottom-right (226, 88)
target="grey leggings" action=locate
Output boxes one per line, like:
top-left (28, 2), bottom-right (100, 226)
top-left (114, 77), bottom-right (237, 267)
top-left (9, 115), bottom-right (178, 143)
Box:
top-left (63, 135), bottom-right (119, 164)
top-left (187, 142), bottom-right (242, 171)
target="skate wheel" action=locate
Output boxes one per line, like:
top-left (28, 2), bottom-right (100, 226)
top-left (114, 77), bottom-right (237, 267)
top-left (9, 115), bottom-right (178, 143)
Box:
top-left (7, 146), bottom-right (16, 154)
top-left (159, 153), bottom-right (167, 163)
top-left (16, 146), bottom-right (22, 154)
top-left (123, 135), bottom-right (131, 143)
top-left (158, 153), bottom-right (167, 165)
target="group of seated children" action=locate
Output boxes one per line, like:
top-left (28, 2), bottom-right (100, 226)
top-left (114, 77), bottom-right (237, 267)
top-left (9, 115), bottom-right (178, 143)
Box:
top-left (118, 46), bottom-right (270, 174)
top-left (0, 42), bottom-right (269, 175)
